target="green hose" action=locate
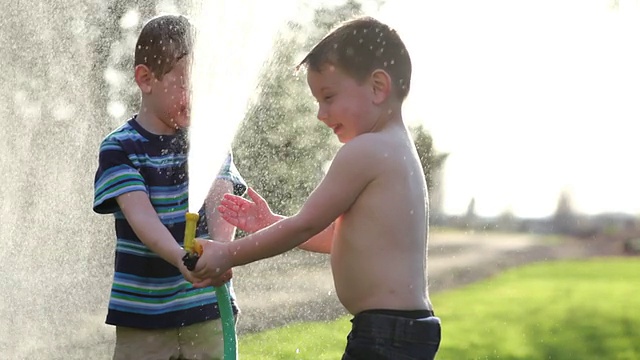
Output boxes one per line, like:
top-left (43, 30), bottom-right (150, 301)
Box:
top-left (183, 212), bottom-right (238, 358)
top-left (215, 282), bottom-right (237, 359)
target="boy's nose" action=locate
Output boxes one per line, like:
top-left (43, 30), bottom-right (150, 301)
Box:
top-left (317, 106), bottom-right (328, 122)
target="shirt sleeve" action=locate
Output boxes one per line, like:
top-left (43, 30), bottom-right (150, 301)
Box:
top-left (195, 152), bottom-right (247, 238)
top-left (93, 137), bottom-right (147, 214)
top-left (217, 151), bottom-right (247, 196)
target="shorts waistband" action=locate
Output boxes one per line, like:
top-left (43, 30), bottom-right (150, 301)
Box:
top-left (350, 310), bottom-right (440, 344)
top-left (358, 308), bottom-right (435, 319)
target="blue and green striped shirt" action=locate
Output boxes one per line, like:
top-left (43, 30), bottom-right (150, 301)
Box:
top-left (93, 117), bottom-right (246, 329)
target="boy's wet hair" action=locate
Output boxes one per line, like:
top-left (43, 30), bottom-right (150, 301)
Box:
top-left (134, 14), bottom-right (193, 79)
top-left (299, 16), bottom-right (412, 100)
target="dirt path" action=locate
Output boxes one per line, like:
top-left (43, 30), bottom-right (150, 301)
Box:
top-left (231, 231), bottom-right (596, 334)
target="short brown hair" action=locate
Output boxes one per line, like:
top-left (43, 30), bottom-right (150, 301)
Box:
top-left (299, 17), bottom-right (412, 100)
top-left (134, 14), bottom-right (193, 79)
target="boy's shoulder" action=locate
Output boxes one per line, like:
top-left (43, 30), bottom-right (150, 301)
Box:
top-left (99, 118), bottom-right (149, 150)
top-left (102, 119), bottom-right (136, 141)
top-left (338, 132), bottom-right (389, 159)
top-left (334, 130), bottom-right (412, 177)
top-left (331, 133), bottom-right (390, 176)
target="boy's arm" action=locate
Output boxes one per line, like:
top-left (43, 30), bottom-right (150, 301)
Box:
top-left (218, 188), bottom-right (335, 254)
top-left (116, 191), bottom-right (196, 281)
top-left (193, 136), bottom-right (378, 280)
top-left (94, 140), bottom-right (197, 282)
top-left (207, 151), bottom-right (247, 242)
top-left (205, 179), bottom-right (236, 242)
top-left (297, 222), bottom-right (335, 254)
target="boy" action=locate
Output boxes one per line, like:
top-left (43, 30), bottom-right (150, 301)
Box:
top-left (93, 14), bottom-right (246, 360)
top-left (191, 17), bottom-right (441, 359)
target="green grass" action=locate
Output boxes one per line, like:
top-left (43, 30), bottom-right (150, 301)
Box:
top-left (238, 258), bottom-right (640, 359)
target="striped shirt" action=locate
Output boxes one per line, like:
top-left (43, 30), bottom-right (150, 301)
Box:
top-left (93, 117), bottom-right (246, 329)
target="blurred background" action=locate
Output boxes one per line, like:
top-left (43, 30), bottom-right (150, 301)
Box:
top-left (1, 0), bottom-right (638, 358)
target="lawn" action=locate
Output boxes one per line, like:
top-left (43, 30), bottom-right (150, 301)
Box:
top-left (238, 258), bottom-right (640, 359)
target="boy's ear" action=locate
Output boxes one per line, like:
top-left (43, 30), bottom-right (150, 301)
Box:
top-left (371, 69), bottom-right (392, 105)
top-left (134, 64), bottom-right (154, 94)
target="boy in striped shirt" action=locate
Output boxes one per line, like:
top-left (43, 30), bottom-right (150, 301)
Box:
top-left (93, 14), bottom-right (246, 360)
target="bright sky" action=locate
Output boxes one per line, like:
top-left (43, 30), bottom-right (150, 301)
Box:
top-left (371, 0), bottom-right (640, 217)
top-left (178, 0), bottom-right (640, 218)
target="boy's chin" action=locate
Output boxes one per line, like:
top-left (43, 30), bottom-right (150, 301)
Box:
top-left (173, 118), bottom-right (190, 129)
top-left (335, 134), bottom-right (349, 143)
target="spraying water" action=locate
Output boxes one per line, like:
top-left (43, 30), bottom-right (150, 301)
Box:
top-left (187, 0), bottom-right (295, 211)
top-left (184, 2), bottom-right (298, 358)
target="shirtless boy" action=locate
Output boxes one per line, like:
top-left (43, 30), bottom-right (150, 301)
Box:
top-left (191, 16), bottom-right (441, 359)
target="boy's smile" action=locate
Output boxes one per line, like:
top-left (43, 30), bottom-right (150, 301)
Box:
top-left (307, 65), bottom-right (376, 143)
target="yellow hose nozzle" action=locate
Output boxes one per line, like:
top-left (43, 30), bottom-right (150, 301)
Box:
top-left (184, 212), bottom-right (202, 255)
top-left (182, 212), bottom-right (202, 271)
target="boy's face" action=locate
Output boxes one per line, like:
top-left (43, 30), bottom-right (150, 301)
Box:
top-left (307, 65), bottom-right (376, 143)
top-left (149, 57), bottom-right (190, 129)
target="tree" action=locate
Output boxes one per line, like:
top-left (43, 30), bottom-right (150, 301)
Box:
top-left (234, 1), bottom-right (450, 218)
top-left (553, 189), bottom-right (576, 234)
top-left (232, 0), bottom-right (364, 216)
top-left (466, 197), bottom-right (477, 219)
top-left (498, 207), bottom-right (517, 231)
top-left (409, 125), bottom-right (449, 213)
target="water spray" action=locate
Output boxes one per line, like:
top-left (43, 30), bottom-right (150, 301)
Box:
top-left (185, 1), bottom-right (297, 357)
top-left (182, 212), bottom-right (238, 359)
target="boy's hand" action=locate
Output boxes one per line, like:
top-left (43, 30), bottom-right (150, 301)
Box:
top-left (177, 256), bottom-right (205, 285)
top-left (190, 239), bottom-right (233, 288)
top-left (175, 249), bottom-right (229, 287)
top-left (191, 269), bottom-right (233, 288)
top-left (209, 269), bottom-right (234, 287)
top-left (217, 187), bottom-right (278, 233)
